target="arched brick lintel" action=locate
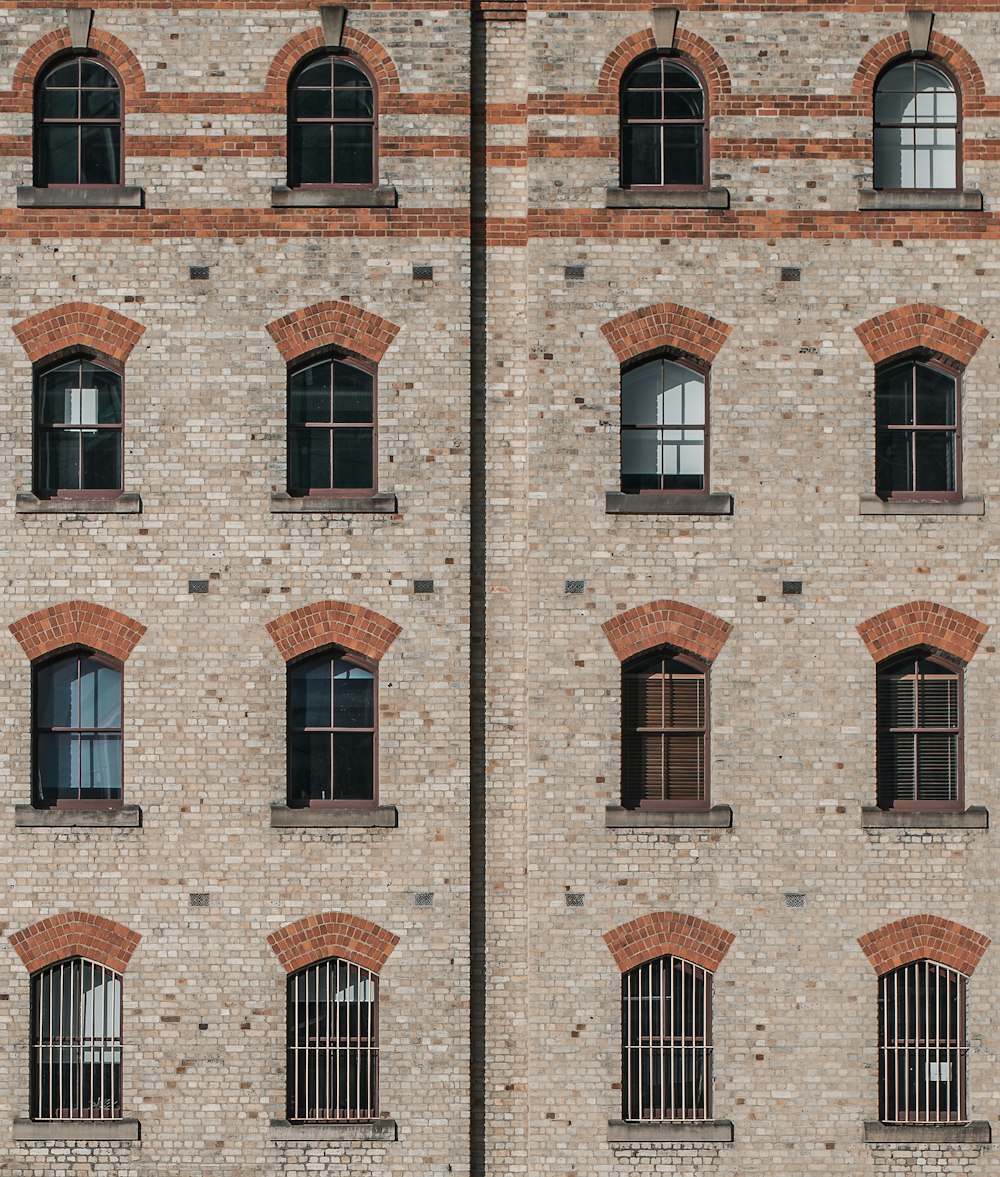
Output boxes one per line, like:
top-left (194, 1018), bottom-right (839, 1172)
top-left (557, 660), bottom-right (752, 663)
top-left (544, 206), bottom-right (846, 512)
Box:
top-left (597, 28), bottom-right (732, 112)
top-left (12, 302), bottom-right (146, 365)
top-left (602, 599), bottom-right (732, 665)
top-left (853, 31), bottom-right (985, 111)
top-left (857, 600), bottom-right (988, 666)
top-left (9, 912), bottom-right (141, 975)
top-left (267, 912), bottom-right (400, 975)
top-left (605, 912), bottom-right (736, 974)
top-left (855, 304), bottom-right (989, 369)
top-left (265, 300), bottom-right (401, 366)
top-left (265, 600), bottom-right (402, 663)
top-left (601, 301), bottom-right (732, 367)
top-left (265, 27), bottom-right (401, 109)
top-left (9, 600), bottom-right (147, 663)
top-left (859, 915), bottom-right (990, 977)
top-left (11, 28), bottom-right (147, 104)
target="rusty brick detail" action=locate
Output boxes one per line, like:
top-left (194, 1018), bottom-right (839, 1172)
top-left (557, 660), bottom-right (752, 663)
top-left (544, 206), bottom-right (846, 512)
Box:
top-left (854, 303), bottom-right (989, 368)
top-left (600, 301), bottom-right (732, 366)
top-left (853, 31), bottom-right (986, 114)
top-left (9, 600), bottom-right (147, 663)
top-left (604, 912), bottom-right (736, 974)
top-left (12, 302), bottom-right (146, 364)
top-left (598, 28), bottom-right (732, 115)
top-left (267, 912), bottom-right (400, 975)
top-left (265, 300), bottom-right (401, 365)
top-left (9, 912), bottom-right (142, 975)
top-left (265, 28), bottom-right (400, 111)
top-left (11, 28), bottom-right (147, 110)
top-left (602, 600), bottom-right (733, 664)
top-left (265, 600), bottom-right (402, 663)
top-left (857, 601), bottom-right (989, 665)
top-left (859, 915), bottom-right (991, 977)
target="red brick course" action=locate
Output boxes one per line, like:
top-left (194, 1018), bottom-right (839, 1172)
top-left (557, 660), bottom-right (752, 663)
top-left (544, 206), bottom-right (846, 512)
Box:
top-left (265, 300), bottom-right (400, 365)
top-left (605, 912), bottom-right (736, 975)
top-left (265, 600), bottom-right (402, 663)
top-left (12, 302), bottom-right (146, 365)
top-left (598, 29), bottom-right (732, 114)
top-left (857, 601), bottom-right (988, 666)
top-left (9, 911), bottom-right (141, 975)
top-left (855, 304), bottom-right (989, 368)
top-left (602, 600), bottom-right (733, 665)
top-left (858, 915), bottom-right (990, 977)
top-left (9, 600), bottom-right (147, 663)
top-left (601, 302), bottom-right (732, 366)
top-left (267, 912), bottom-right (400, 975)
top-left (853, 31), bottom-right (985, 115)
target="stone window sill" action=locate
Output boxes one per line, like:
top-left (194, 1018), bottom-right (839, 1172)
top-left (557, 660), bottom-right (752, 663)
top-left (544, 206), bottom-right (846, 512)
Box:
top-left (17, 186), bottom-right (145, 209)
top-left (861, 806), bottom-right (988, 830)
top-left (858, 188), bottom-right (983, 212)
top-left (859, 494), bottom-right (984, 516)
top-left (270, 185), bottom-right (398, 208)
top-left (606, 804), bottom-right (732, 829)
top-left (12, 1118), bottom-right (141, 1141)
top-left (270, 492), bottom-right (397, 515)
top-left (863, 1121), bottom-right (991, 1144)
top-left (606, 187), bottom-right (730, 210)
top-left (271, 803), bottom-right (398, 828)
top-left (15, 805), bottom-right (141, 828)
top-left (16, 492), bottom-right (141, 515)
top-left (606, 491), bottom-right (733, 516)
top-left (269, 1118), bottom-right (398, 1141)
top-left (607, 1119), bottom-right (734, 1143)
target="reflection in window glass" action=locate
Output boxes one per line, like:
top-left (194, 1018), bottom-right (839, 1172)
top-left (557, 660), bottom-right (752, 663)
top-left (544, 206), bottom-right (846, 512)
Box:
top-left (621, 359), bottom-right (707, 492)
top-left (874, 61), bottom-right (958, 190)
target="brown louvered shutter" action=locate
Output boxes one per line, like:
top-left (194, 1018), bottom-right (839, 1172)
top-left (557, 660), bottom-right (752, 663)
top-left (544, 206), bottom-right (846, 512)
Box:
top-left (623, 655), bottom-right (706, 808)
top-left (877, 656), bottom-right (960, 809)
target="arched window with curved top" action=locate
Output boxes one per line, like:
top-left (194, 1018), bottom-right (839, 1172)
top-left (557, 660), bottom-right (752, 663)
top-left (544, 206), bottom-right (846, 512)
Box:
top-left (35, 54), bottom-right (123, 187)
top-left (621, 55), bottom-right (707, 189)
top-left (875, 356), bottom-right (959, 502)
top-left (288, 353), bottom-right (376, 496)
top-left (288, 53), bottom-right (376, 188)
top-left (35, 354), bottom-right (123, 499)
top-left (874, 59), bottom-right (959, 191)
top-left (621, 356), bottom-right (707, 494)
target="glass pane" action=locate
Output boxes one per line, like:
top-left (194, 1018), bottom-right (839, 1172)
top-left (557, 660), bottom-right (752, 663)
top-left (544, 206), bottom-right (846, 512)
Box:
top-left (873, 127), bottom-right (904, 189)
top-left (289, 427), bottom-right (331, 492)
top-left (81, 429), bottom-right (122, 491)
top-left (333, 661), bottom-right (374, 727)
top-left (875, 429), bottom-right (913, 496)
top-left (333, 82), bottom-right (374, 120)
top-left (290, 364), bottom-right (332, 424)
top-left (81, 88), bottom-right (120, 120)
top-left (915, 63), bottom-right (953, 95)
top-left (334, 61), bottom-right (370, 88)
top-left (85, 364), bottom-right (123, 424)
top-left (294, 86), bottom-right (332, 120)
top-left (622, 362), bottom-right (662, 426)
top-left (296, 59), bottom-right (331, 88)
top-left (671, 363), bottom-right (705, 424)
top-left (626, 60), bottom-right (662, 87)
top-left (332, 125), bottom-right (373, 185)
top-left (42, 87), bottom-right (78, 120)
top-left (661, 92), bottom-right (703, 120)
top-left (290, 659), bottom-right (331, 729)
top-left (44, 61), bottom-right (80, 89)
top-left (78, 733), bottom-right (122, 799)
top-left (623, 124), bottom-right (661, 186)
top-left (916, 733), bottom-right (958, 801)
top-left (332, 363), bottom-right (373, 422)
top-left (875, 90), bottom-right (915, 125)
top-left (37, 430), bottom-right (80, 493)
top-left (37, 658), bottom-right (77, 728)
top-left (332, 428), bottom-right (373, 490)
top-left (78, 658), bottom-right (121, 728)
top-left (333, 731), bottom-right (374, 800)
top-left (918, 669), bottom-right (958, 727)
top-left (661, 62), bottom-right (698, 88)
top-left (876, 366), bottom-right (913, 427)
top-left (914, 430), bottom-right (955, 492)
top-left (624, 88), bottom-right (661, 122)
top-left (40, 125), bottom-right (79, 185)
top-left (915, 366), bottom-right (955, 426)
top-left (664, 733), bottom-right (705, 800)
top-left (291, 123), bottom-right (331, 186)
top-left (36, 732), bottom-right (77, 802)
top-left (289, 731), bottom-right (331, 805)
top-left (662, 124), bottom-right (702, 185)
top-left (80, 61), bottom-right (117, 88)
top-left (621, 430), bottom-right (659, 490)
top-left (80, 125), bottom-right (119, 185)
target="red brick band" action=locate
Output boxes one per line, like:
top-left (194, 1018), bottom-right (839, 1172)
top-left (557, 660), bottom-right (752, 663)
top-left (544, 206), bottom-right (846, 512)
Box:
top-left (266, 300), bottom-right (400, 365)
top-left (855, 303), bottom-right (989, 368)
top-left (12, 302), bottom-right (146, 365)
top-left (853, 31), bottom-right (985, 113)
top-left (267, 912), bottom-right (400, 975)
top-left (603, 600), bottom-right (733, 665)
top-left (859, 916), bottom-right (990, 978)
top-left (857, 601), bottom-right (988, 666)
top-left (601, 301), bottom-right (732, 366)
top-left (10, 601), bottom-right (147, 663)
top-left (9, 912), bottom-right (141, 975)
top-left (605, 912), bottom-right (736, 975)
top-left (12, 28), bottom-right (147, 104)
top-left (598, 28), bottom-right (732, 113)
top-left (265, 600), bottom-right (402, 663)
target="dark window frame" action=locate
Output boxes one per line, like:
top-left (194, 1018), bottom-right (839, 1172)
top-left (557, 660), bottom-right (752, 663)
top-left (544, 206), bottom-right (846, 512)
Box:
top-left (873, 56), bottom-right (962, 194)
top-left (33, 51), bottom-right (125, 189)
top-left (620, 52), bottom-right (709, 191)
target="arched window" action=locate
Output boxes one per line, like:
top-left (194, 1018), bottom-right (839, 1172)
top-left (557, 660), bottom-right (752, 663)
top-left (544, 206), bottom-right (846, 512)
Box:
top-left (875, 357), bottom-right (959, 501)
top-left (34, 355), bottom-right (123, 499)
top-left (876, 651), bottom-right (962, 811)
top-left (287, 354), bottom-right (376, 496)
top-left (620, 55), bottom-right (707, 189)
top-left (35, 55), bottom-right (123, 187)
top-left (879, 960), bottom-right (967, 1123)
top-left (288, 54), bottom-right (376, 188)
top-left (622, 648), bottom-right (708, 810)
top-left (621, 357), bottom-right (707, 494)
top-left (33, 649), bottom-right (123, 808)
top-left (287, 958), bottom-right (379, 1121)
top-left (288, 649), bottom-right (376, 807)
top-left (622, 955), bottom-right (711, 1122)
top-left (31, 957), bottom-right (123, 1120)
top-left (874, 60), bottom-right (959, 191)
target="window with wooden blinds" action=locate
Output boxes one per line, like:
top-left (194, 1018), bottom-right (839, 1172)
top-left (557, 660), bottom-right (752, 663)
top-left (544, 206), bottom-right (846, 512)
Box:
top-left (876, 653), bottom-right (962, 810)
top-left (622, 652), bottom-right (708, 809)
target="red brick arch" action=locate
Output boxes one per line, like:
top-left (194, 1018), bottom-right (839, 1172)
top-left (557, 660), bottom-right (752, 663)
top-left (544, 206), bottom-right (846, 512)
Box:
top-left (265, 27), bottom-right (400, 112)
top-left (9, 601), bottom-right (146, 663)
top-left (11, 27), bottom-right (147, 108)
top-left (855, 304), bottom-right (989, 369)
top-left (859, 915), bottom-right (990, 977)
top-left (265, 300), bottom-right (400, 366)
top-left (603, 600), bottom-right (732, 665)
top-left (598, 28), bottom-right (731, 115)
top-left (605, 912), bottom-right (735, 974)
top-left (265, 600), bottom-right (402, 663)
top-left (857, 601), bottom-right (988, 666)
top-left (601, 302), bottom-right (732, 367)
top-left (12, 302), bottom-right (146, 365)
top-left (9, 912), bottom-right (141, 975)
top-left (267, 912), bottom-right (400, 975)
top-left (853, 31), bottom-right (985, 114)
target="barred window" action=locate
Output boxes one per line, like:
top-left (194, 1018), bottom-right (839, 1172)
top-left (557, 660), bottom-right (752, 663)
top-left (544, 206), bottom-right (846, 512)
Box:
top-left (622, 955), bottom-right (712, 1122)
top-left (874, 60), bottom-right (959, 191)
top-left (621, 358), bottom-right (707, 494)
top-left (621, 55), bottom-right (707, 188)
top-left (35, 55), bottom-right (123, 187)
top-left (288, 54), bottom-right (376, 188)
top-left (287, 355), bottom-right (376, 496)
top-left (287, 958), bottom-right (379, 1121)
top-left (875, 358), bottom-right (959, 501)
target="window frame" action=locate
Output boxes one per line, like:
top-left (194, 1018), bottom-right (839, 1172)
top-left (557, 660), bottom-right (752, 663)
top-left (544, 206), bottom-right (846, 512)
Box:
top-left (33, 51), bottom-right (125, 189)
top-left (872, 57), bottom-right (962, 194)
top-left (619, 52), bottom-right (709, 192)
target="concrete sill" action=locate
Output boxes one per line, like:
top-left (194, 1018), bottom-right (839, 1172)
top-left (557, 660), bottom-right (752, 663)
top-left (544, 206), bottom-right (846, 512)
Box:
top-left (270, 492), bottom-right (397, 514)
top-left (606, 804), bottom-right (732, 829)
top-left (16, 186), bottom-right (145, 209)
top-left (16, 492), bottom-right (141, 515)
top-left (608, 1119), bottom-right (734, 1144)
top-left (269, 1118), bottom-right (397, 1141)
top-left (859, 494), bottom-right (984, 516)
top-left (862, 806), bottom-right (988, 830)
top-left (859, 188), bottom-right (983, 212)
top-left (271, 803), bottom-right (397, 828)
top-left (863, 1121), bottom-right (991, 1144)
top-left (606, 491), bottom-right (733, 516)
top-left (15, 805), bottom-right (141, 828)
top-left (12, 1118), bottom-right (140, 1142)
top-left (270, 185), bottom-right (398, 208)
top-left (606, 187), bottom-right (730, 210)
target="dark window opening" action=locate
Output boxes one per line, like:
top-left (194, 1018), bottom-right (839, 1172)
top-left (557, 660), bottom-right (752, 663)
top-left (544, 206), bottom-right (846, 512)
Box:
top-left (621, 357), bottom-right (707, 493)
top-left (34, 356), bottom-right (123, 498)
top-left (288, 355), bottom-right (375, 496)
top-left (874, 60), bottom-right (959, 191)
top-left (35, 55), bottom-right (123, 187)
top-left (621, 56), bottom-right (706, 189)
top-left (875, 358), bottom-right (959, 501)
top-left (288, 55), bottom-right (376, 187)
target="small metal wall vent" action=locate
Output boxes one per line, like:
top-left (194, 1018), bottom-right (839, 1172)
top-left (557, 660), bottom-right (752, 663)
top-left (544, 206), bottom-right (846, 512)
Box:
top-left (414, 579), bottom-right (434, 594)
top-left (188, 579), bottom-right (209, 594)
top-left (782, 580), bottom-right (802, 596)
top-left (412, 264), bottom-right (433, 281)
top-left (565, 579), bottom-right (585, 594)
top-left (565, 893), bottom-right (585, 907)
top-left (785, 892), bottom-right (806, 909)
top-left (564, 265), bottom-right (585, 280)
top-left (189, 265), bottom-right (210, 280)
top-left (189, 893), bottom-right (210, 908)
top-left (780, 267), bottom-right (801, 282)
top-left (413, 892), bottom-right (434, 907)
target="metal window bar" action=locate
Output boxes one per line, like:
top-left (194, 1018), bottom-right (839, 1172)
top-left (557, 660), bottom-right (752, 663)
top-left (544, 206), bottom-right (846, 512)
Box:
top-left (288, 959), bottom-right (378, 1121)
top-left (879, 960), bottom-right (967, 1124)
top-left (622, 956), bottom-right (711, 1122)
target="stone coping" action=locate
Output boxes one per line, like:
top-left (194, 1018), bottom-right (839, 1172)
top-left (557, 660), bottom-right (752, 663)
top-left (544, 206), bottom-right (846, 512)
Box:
top-left (270, 185), bottom-right (398, 208)
top-left (12, 1117), bottom-right (141, 1141)
top-left (605, 491), bottom-right (733, 516)
top-left (606, 804), bottom-right (732, 829)
top-left (861, 806), bottom-right (988, 830)
top-left (16, 493), bottom-right (142, 514)
top-left (607, 1118), bottom-right (734, 1143)
top-left (270, 492), bottom-right (398, 514)
top-left (16, 186), bottom-right (145, 209)
top-left (858, 188), bottom-right (983, 212)
top-left (15, 805), bottom-right (142, 828)
top-left (270, 803), bottom-right (398, 828)
top-left (863, 1120), bottom-right (991, 1144)
top-left (858, 494), bottom-right (984, 516)
top-left (269, 1118), bottom-right (398, 1141)
top-left (606, 187), bottom-right (730, 209)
